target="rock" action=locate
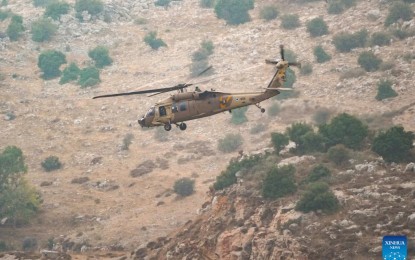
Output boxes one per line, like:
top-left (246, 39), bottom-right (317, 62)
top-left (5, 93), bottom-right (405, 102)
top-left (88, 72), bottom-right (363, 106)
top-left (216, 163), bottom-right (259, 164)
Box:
top-left (367, 9), bottom-right (381, 20)
top-left (1, 217), bottom-right (7, 225)
top-left (407, 213), bottom-right (415, 225)
top-left (278, 155), bottom-right (316, 167)
top-left (404, 162), bottom-right (415, 173)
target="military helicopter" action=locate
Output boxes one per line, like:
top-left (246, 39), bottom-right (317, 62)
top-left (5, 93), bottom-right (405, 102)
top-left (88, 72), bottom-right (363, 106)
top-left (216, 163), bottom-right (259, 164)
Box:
top-left (93, 45), bottom-right (300, 131)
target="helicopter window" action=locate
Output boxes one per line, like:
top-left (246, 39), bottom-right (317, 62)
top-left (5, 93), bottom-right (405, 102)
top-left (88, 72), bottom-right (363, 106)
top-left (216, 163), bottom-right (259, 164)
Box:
top-left (172, 104), bottom-right (178, 113)
top-left (159, 106), bottom-right (167, 116)
top-left (146, 107), bottom-right (155, 117)
top-left (179, 102), bottom-right (187, 111)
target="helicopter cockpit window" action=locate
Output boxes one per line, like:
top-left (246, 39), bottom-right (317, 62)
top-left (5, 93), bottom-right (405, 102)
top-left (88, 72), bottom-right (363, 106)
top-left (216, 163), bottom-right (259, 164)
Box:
top-left (159, 106), bottom-right (167, 116)
top-left (179, 102), bottom-right (187, 112)
top-left (146, 107), bottom-right (155, 117)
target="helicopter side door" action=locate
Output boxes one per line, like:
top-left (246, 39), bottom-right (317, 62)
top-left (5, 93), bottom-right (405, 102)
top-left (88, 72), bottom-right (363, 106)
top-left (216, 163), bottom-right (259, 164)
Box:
top-left (171, 100), bottom-right (197, 123)
top-left (156, 105), bottom-right (173, 124)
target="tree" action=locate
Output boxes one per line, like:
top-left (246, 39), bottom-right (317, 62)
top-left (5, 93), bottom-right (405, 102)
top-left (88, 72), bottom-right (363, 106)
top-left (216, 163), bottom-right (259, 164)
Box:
top-left (385, 2), bottom-right (414, 27)
top-left (372, 126), bottom-right (414, 163)
top-left (300, 131), bottom-right (325, 154)
top-left (286, 122), bottom-right (313, 152)
top-left (6, 15), bottom-right (24, 41)
top-left (296, 182), bottom-right (339, 213)
top-left (306, 164), bottom-right (331, 183)
top-left (375, 79), bottom-right (397, 101)
top-left (262, 165), bottom-right (297, 199)
top-left (271, 132), bottom-right (289, 154)
top-left (173, 178), bottom-right (194, 197)
top-left (358, 51), bottom-right (382, 72)
top-left (327, 144), bottom-right (350, 166)
top-left (59, 62), bottom-right (81, 84)
top-left (218, 133), bottom-right (243, 153)
top-left (75, 0), bottom-right (103, 16)
top-left (306, 17), bottom-right (328, 37)
top-left (260, 5), bottom-right (278, 21)
top-left (78, 66), bottom-right (100, 87)
top-left (314, 45), bottom-right (331, 63)
top-left (41, 156), bottom-right (62, 172)
top-left (280, 14), bottom-right (300, 30)
top-left (44, 1), bottom-right (70, 20)
top-left (37, 50), bottom-right (67, 79)
top-left (214, 0), bottom-right (254, 25)
top-left (31, 18), bottom-right (58, 42)
top-left (319, 113), bottom-right (368, 149)
top-left (88, 46), bottom-right (113, 68)
top-left (144, 31), bottom-right (167, 50)
top-left (0, 146), bottom-right (41, 225)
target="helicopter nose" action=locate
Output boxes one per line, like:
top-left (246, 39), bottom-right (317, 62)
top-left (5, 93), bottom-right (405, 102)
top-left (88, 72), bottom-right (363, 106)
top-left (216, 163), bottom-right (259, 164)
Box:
top-left (138, 117), bottom-right (145, 127)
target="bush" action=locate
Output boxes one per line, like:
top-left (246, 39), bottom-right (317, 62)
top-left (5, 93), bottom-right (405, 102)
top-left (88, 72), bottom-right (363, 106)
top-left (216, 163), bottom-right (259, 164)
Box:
top-left (372, 126), bottom-right (414, 163)
top-left (213, 155), bottom-right (261, 190)
top-left (260, 5), bottom-right (278, 21)
top-left (144, 31), bottom-right (167, 50)
top-left (218, 133), bottom-right (243, 153)
top-left (327, 144), bottom-right (350, 166)
top-left (59, 62), bottom-right (81, 84)
top-left (192, 49), bottom-right (209, 62)
top-left (332, 29), bottom-right (368, 53)
top-left (121, 133), bottom-right (134, 150)
top-left (327, 1), bottom-right (344, 14)
top-left (300, 62), bottom-right (313, 75)
top-left (41, 156), bottom-right (62, 172)
top-left (37, 50), bottom-right (67, 79)
top-left (201, 39), bottom-right (214, 55)
top-left (6, 15), bottom-right (24, 41)
top-left (271, 132), bottom-right (289, 154)
top-left (319, 113), bottom-right (368, 149)
top-left (286, 122), bottom-right (313, 145)
top-left (155, 0), bottom-right (170, 7)
top-left (75, 0), bottom-right (103, 18)
top-left (280, 14), bottom-right (300, 30)
top-left (31, 18), bottom-right (57, 42)
top-left (392, 28), bottom-right (414, 40)
top-left (262, 165), bottom-right (297, 199)
top-left (376, 79), bottom-right (397, 101)
top-left (33, 0), bottom-right (55, 7)
top-left (0, 241), bottom-right (6, 251)
top-left (250, 123), bottom-right (267, 134)
top-left (78, 66), bottom-right (100, 87)
top-left (22, 237), bottom-right (37, 251)
top-left (306, 164), bottom-right (331, 183)
top-left (0, 10), bottom-right (10, 21)
top-left (385, 2), bottom-right (414, 27)
top-left (173, 177), bottom-right (194, 196)
top-left (300, 131), bottom-right (325, 154)
top-left (231, 106), bottom-right (248, 125)
top-left (200, 0), bottom-right (214, 8)
top-left (267, 102), bottom-right (280, 117)
top-left (88, 46), bottom-right (113, 68)
top-left (313, 108), bottom-right (332, 125)
top-left (44, 1), bottom-right (70, 20)
top-left (295, 182), bottom-right (339, 213)
top-left (214, 0), bottom-right (254, 25)
top-left (190, 60), bottom-right (212, 77)
top-left (306, 17), bottom-right (328, 37)
top-left (358, 51), bottom-right (382, 72)
top-left (314, 45), bottom-right (331, 63)
top-left (370, 32), bottom-right (391, 47)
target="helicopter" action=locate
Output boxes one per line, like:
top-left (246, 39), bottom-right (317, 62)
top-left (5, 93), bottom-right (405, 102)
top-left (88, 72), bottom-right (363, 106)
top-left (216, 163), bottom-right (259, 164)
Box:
top-left (93, 45), bottom-right (301, 131)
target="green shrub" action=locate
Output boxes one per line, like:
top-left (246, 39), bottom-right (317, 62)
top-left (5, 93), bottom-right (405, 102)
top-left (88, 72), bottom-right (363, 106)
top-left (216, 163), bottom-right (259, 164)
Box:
top-left (280, 14), bottom-right (300, 30)
top-left (173, 177), bottom-right (194, 196)
top-left (121, 133), bottom-right (134, 150)
top-left (78, 66), bottom-right (100, 87)
top-left (332, 29), bottom-right (368, 53)
top-left (341, 0), bottom-right (356, 8)
top-left (286, 122), bottom-right (313, 145)
top-left (262, 165), bottom-right (297, 199)
top-left (327, 1), bottom-right (344, 14)
top-left (33, 0), bottom-right (56, 7)
top-left (314, 45), bottom-right (331, 63)
top-left (370, 32), bottom-right (391, 47)
top-left (284, 49), bottom-right (298, 63)
top-left (31, 18), bottom-right (57, 42)
top-left (0, 10), bottom-right (10, 21)
top-left (376, 79), bottom-right (397, 101)
top-left (260, 5), bottom-right (278, 21)
top-left (300, 62), bottom-right (313, 75)
top-left (385, 2), bottom-right (414, 27)
top-left (192, 49), bottom-right (209, 62)
top-left (327, 144), bottom-right (350, 166)
top-left (392, 28), bottom-right (414, 40)
top-left (300, 132), bottom-right (325, 154)
top-left (41, 156), bottom-right (62, 172)
top-left (201, 39), bottom-right (214, 55)
top-left (88, 46), bottom-right (113, 68)
top-left (372, 126), bottom-right (414, 163)
top-left (213, 155), bottom-right (261, 190)
top-left (306, 164), bottom-right (331, 183)
top-left (296, 182), bottom-right (339, 213)
top-left (267, 102), bottom-right (280, 117)
top-left (1, 0), bottom-right (8, 6)
top-left (214, 0), bottom-right (254, 25)
top-left (200, 0), bottom-right (214, 8)
top-left (144, 31), bottom-right (167, 50)
top-left (218, 133), bottom-right (243, 153)
top-left (6, 15), bottom-right (24, 41)
top-left (37, 50), bottom-right (67, 79)
top-left (271, 132), bottom-right (289, 154)
top-left (319, 113), bottom-right (368, 149)
top-left (313, 108), bottom-right (332, 125)
top-left (44, 1), bottom-right (70, 20)
top-left (155, 0), bottom-right (170, 7)
top-left (59, 62), bottom-right (81, 84)
top-left (231, 106), bottom-right (248, 125)
top-left (75, 0), bottom-right (103, 18)
top-left (358, 51), bottom-right (382, 72)
top-left (306, 17), bottom-right (328, 37)
top-left (190, 60), bottom-right (212, 77)
top-left (22, 237), bottom-right (37, 251)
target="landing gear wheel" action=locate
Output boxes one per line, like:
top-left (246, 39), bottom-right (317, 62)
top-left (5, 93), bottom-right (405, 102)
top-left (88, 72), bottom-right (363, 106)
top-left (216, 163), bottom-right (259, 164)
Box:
top-left (179, 123), bottom-right (187, 131)
top-left (164, 123), bottom-right (172, 131)
top-left (261, 108), bottom-right (266, 113)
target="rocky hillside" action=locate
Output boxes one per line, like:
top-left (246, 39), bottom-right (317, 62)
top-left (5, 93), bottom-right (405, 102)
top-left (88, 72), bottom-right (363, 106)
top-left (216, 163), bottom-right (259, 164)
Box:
top-left (0, 0), bottom-right (414, 257)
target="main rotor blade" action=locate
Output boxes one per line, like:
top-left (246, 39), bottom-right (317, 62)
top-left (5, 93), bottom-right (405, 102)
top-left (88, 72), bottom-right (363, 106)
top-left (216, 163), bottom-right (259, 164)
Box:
top-left (280, 45), bottom-right (285, 61)
top-left (196, 65), bottom-right (212, 77)
top-left (92, 84), bottom-right (190, 99)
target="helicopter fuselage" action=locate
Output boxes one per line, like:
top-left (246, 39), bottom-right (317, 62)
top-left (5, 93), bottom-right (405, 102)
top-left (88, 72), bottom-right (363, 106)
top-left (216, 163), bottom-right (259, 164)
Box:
top-left (138, 88), bottom-right (280, 129)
